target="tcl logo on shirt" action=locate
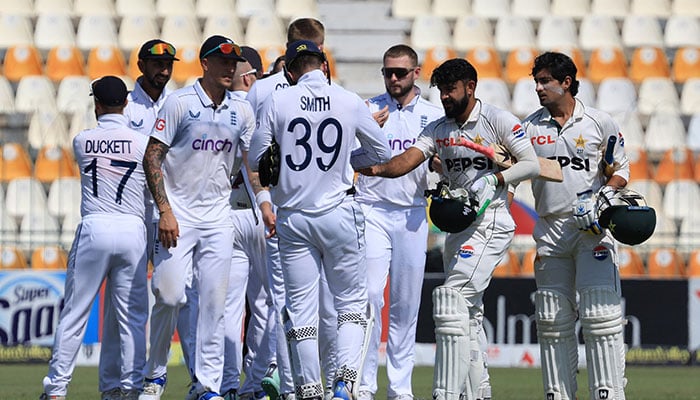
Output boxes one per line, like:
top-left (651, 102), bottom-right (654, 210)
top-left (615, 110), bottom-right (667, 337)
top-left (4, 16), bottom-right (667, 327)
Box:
top-left (531, 135), bottom-right (556, 145)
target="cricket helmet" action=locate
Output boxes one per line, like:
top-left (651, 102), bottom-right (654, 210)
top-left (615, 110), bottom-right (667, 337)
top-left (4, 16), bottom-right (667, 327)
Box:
top-left (596, 186), bottom-right (656, 245)
top-left (429, 196), bottom-right (477, 233)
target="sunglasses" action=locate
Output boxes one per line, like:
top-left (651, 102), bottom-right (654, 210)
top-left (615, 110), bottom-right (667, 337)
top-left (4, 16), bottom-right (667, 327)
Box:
top-left (240, 68), bottom-right (257, 77)
top-left (202, 42), bottom-right (242, 58)
top-left (381, 67), bottom-right (415, 79)
top-left (148, 42), bottom-right (176, 57)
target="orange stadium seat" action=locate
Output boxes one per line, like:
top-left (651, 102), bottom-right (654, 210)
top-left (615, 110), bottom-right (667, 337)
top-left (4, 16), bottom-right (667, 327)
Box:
top-left (504, 47), bottom-right (537, 84)
top-left (693, 151), bottom-right (700, 182)
top-left (554, 47), bottom-right (587, 79)
top-left (647, 248), bottom-right (685, 278)
top-left (87, 46), bottom-right (127, 80)
top-left (686, 250), bottom-right (700, 277)
top-left (493, 249), bottom-right (521, 277)
top-left (421, 46), bottom-right (457, 81)
top-left (2, 45), bottom-right (43, 82)
top-left (126, 48), bottom-right (141, 81)
top-left (45, 46), bottom-right (87, 82)
top-left (520, 247), bottom-right (537, 277)
top-left (617, 247), bottom-right (645, 278)
top-left (465, 46), bottom-right (502, 79)
top-left (0, 246), bottom-right (29, 269)
top-left (31, 246), bottom-right (68, 270)
top-left (34, 145), bottom-right (78, 184)
top-left (171, 46), bottom-right (202, 84)
top-left (626, 146), bottom-right (651, 181)
top-left (629, 46), bottom-right (670, 83)
top-left (672, 47), bottom-right (700, 83)
top-left (588, 47), bottom-right (628, 83)
top-left (259, 45), bottom-right (286, 74)
top-left (654, 147), bottom-right (694, 185)
top-left (0, 143), bottom-right (33, 182)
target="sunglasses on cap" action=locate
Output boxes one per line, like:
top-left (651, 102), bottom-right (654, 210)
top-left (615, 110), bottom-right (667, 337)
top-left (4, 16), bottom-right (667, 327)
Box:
top-left (202, 42), bottom-right (242, 58)
top-left (148, 42), bottom-right (176, 57)
top-left (381, 67), bottom-right (416, 79)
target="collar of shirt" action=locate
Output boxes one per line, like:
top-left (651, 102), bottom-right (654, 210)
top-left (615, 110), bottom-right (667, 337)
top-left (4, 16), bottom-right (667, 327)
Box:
top-left (231, 90), bottom-right (247, 100)
top-left (132, 78), bottom-right (169, 106)
top-left (194, 79), bottom-right (231, 110)
top-left (297, 69), bottom-right (328, 85)
top-left (455, 98), bottom-right (483, 129)
top-left (97, 113), bottom-right (129, 127)
top-left (537, 98), bottom-right (585, 127)
top-left (381, 85), bottom-right (422, 111)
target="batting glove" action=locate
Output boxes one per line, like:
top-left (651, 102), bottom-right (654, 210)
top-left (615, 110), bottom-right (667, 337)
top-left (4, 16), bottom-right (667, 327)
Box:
top-left (572, 190), bottom-right (603, 234)
top-left (469, 174), bottom-right (498, 216)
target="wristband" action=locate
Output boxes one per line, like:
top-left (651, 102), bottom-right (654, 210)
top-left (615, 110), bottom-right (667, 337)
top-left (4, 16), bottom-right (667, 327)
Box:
top-left (255, 190), bottom-right (272, 208)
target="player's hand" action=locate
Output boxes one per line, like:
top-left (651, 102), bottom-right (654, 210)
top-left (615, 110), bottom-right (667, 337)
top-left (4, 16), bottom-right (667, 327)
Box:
top-left (158, 209), bottom-right (180, 248)
top-left (358, 165), bottom-right (380, 176)
top-left (371, 104), bottom-right (389, 127)
top-left (429, 154), bottom-right (443, 174)
top-left (469, 174), bottom-right (498, 216)
top-left (259, 202), bottom-right (277, 238)
top-left (572, 190), bottom-right (602, 234)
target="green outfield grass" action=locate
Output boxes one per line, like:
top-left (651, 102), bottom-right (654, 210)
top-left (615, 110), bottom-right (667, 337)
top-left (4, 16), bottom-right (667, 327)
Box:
top-left (6, 364), bottom-right (699, 400)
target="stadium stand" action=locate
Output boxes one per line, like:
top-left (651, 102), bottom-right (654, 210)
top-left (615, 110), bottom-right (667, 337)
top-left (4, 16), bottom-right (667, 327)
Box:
top-left (156, 0), bottom-right (196, 17)
top-left (31, 245), bottom-right (68, 270)
top-left (0, 143), bottom-right (33, 182)
top-left (245, 12), bottom-right (287, 49)
top-left (618, 247), bottom-right (646, 278)
top-left (452, 15), bottom-right (494, 52)
top-left (654, 147), bottom-right (695, 185)
top-left (493, 249), bottom-right (521, 277)
top-left (472, 0), bottom-right (510, 20)
top-left (494, 15), bottom-right (536, 52)
top-left (118, 15), bottom-right (161, 53)
top-left (537, 16), bottom-right (578, 51)
top-left (196, 0), bottom-right (236, 17)
top-left (421, 46), bottom-right (457, 82)
top-left (45, 46), bottom-right (87, 82)
top-left (465, 46), bottom-right (503, 79)
top-left (3, 45), bottom-right (43, 83)
top-left (431, 0), bottom-right (470, 19)
top-left (629, 46), bottom-right (671, 83)
top-left (587, 48), bottom-right (629, 83)
top-left (33, 13), bottom-right (76, 51)
top-left (34, 146), bottom-right (78, 184)
top-left (673, 47), bottom-right (700, 83)
top-left (410, 15), bottom-right (451, 51)
top-left (579, 15), bottom-right (622, 50)
top-left (647, 248), bottom-right (685, 278)
top-left (680, 79), bottom-right (700, 115)
top-left (591, 0), bottom-right (630, 19)
top-left (0, 246), bottom-right (29, 269)
top-left (115, 0), bottom-right (156, 16)
top-left (391, 0), bottom-right (431, 19)
top-left (236, 0), bottom-right (276, 19)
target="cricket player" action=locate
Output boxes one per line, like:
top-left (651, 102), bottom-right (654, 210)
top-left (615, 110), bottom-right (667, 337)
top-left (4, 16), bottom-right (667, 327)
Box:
top-left (139, 35), bottom-right (254, 400)
top-left (41, 76), bottom-right (149, 400)
top-left (356, 44), bottom-right (443, 400)
top-left (246, 18), bottom-right (339, 400)
top-left (248, 40), bottom-right (391, 400)
top-left (359, 59), bottom-right (539, 400)
top-left (522, 51), bottom-right (630, 400)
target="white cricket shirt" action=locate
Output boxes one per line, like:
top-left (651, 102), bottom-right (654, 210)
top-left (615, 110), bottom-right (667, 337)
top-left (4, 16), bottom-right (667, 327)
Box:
top-left (246, 71), bottom-right (290, 117)
top-left (124, 78), bottom-right (171, 135)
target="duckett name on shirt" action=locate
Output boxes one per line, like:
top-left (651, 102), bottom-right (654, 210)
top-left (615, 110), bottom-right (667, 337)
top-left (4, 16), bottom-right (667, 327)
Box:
top-left (85, 139), bottom-right (133, 154)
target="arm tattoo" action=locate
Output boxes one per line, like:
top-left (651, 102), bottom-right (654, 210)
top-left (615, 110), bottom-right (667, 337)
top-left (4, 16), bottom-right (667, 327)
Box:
top-left (144, 138), bottom-right (171, 211)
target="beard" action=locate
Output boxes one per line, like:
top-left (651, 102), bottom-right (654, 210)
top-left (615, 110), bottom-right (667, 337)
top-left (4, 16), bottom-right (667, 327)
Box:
top-left (443, 95), bottom-right (469, 119)
top-left (387, 82), bottom-right (413, 99)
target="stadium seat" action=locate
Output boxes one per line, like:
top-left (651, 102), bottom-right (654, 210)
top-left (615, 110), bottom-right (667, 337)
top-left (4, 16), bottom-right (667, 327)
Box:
top-left (155, 0), bottom-right (196, 17)
top-left (391, 0), bottom-right (430, 19)
top-left (511, 77), bottom-right (540, 118)
top-left (452, 15), bottom-right (494, 52)
top-left (617, 247), bottom-right (645, 278)
top-left (629, 47), bottom-right (671, 83)
top-left (126, 49), bottom-right (142, 81)
top-left (591, 0), bottom-right (630, 19)
top-left (0, 246), bottom-right (28, 269)
top-left (0, 77), bottom-right (16, 114)
top-left (511, 0), bottom-right (550, 19)
top-left (637, 77), bottom-right (680, 116)
top-left (612, 112), bottom-right (645, 150)
top-left (115, 0), bottom-right (156, 16)
top-left (68, 108), bottom-right (97, 140)
top-left (685, 250), bottom-right (700, 277)
top-left (654, 147), bottom-right (694, 185)
top-left (643, 212), bottom-right (676, 248)
top-left (494, 16), bottom-right (536, 52)
top-left (196, 0), bottom-right (236, 17)
top-left (621, 15), bottom-right (663, 49)
top-left (432, 0), bottom-right (470, 19)
top-left (475, 78), bottom-right (511, 111)
top-left (537, 16), bottom-right (578, 51)
top-left (5, 177), bottom-right (49, 221)
top-left (0, 14), bottom-right (33, 49)
top-left (627, 179), bottom-right (664, 212)
top-left (630, 0), bottom-right (670, 17)
top-left (672, 0), bottom-right (700, 16)
top-left (410, 15), bottom-right (451, 51)
top-left (625, 146), bottom-right (652, 181)
top-left (0, 143), bottom-right (33, 183)
top-left (421, 46), bottom-right (457, 82)
top-left (587, 47), bottom-right (628, 83)
top-left (34, 0), bottom-right (73, 14)
top-left (259, 45), bottom-right (286, 73)
top-left (18, 207), bottom-right (61, 254)
top-left (672, 47), bottom-right (700, 84)
top-left (236, 0), bottom-right (275, 19)
top-left (677, 216), bottom-right (700, 250)
top-left (245, 12), bottom-right (286, 49)
top-left (688, 115), bottom-right (700, 154)
top-left (86, 46), bottom-right (127, 81)
top-left (647, 248), bottom-right (685, 278)
top-left (170, 46), bottom-right (202, 84)
top-left (504, 47), bottom-right (537, 84)
top-left (28, 111), bottom-right (72, 151)
top-left (550, 0), bottom-right (590, 19)
top-left (0, 0), bottom-right (33, 16)
top-left (34, 146), bottom-right (78, 184)
top-left (664, 15), bottom-right (700, 49)
top-left (60, 210), bottom-right (80, 248)
top-left (56, 76), bottom-right (93, 115)
top-left (576, 78), bottom-right (596, 107)
top-left (662, 179), bottom-right (700, 222)
top-left (74, 0), bottom-right (115, 16)
top-left (161, 15), bottom-right (202, 49)
top-left (472, 0), bottom-right (509, 19)
top-left (324, 48), bottom-right (339, 80)
top-left (465, 46), bottom-right (502, 79)
top-left (34, 13), bottom-right (77, 51)
top-left (15, 75), bottom-right (58, 113)
top-left (118, 15), bottom-right (160, 53)
top-left (203, 15), bottom-right (245, 45)
top-left (520, 247), bottom-right (537, 277)
top-left (644, 112), bottom-right (686, 157)
top-left (552, 47), bottom-right (587, 78)
top-left (47, 177), bottom-right (81, 220)
top-left (45, 46), bottom-right (86, 82)
top-left (2, 45), bottom-right (43, 83)
top-left (31, 246), bottom-right (68, 269)
top-left (680, 79), bottom-right (700, 116)
top-left (493, 250), bottom-right (521, 277)
top-left (579, 15), bottom-right (622, 51)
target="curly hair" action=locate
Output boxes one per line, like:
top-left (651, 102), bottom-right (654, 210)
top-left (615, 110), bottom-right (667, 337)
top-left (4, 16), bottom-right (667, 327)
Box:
top-left (430, 58), bottom-right (478, 87)
top-left (531, 52), bottom-right (579, 96)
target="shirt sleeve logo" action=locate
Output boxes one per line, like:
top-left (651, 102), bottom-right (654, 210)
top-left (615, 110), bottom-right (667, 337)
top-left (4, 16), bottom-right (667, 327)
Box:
top-left (155, 118), bottom-right (166, 131)
top-left (512, 124), bottom-right (526, 139)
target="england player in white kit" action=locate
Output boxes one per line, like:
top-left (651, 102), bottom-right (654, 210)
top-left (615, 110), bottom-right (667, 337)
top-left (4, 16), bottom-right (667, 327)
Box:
top-left (356, 44), bottom-right (442, 400)
top-left (249, 40), bottom-right (391, 400)
top-left (41, 76), bottom-right (149, 400)
top-left (360, 59), bottom-right (540, 400)
top-left (246, 18), bottom-right (339, 400)
top-left (522, 52), bottom-right (630, 400)
top-left (140, 36), bottom-right (254, 400)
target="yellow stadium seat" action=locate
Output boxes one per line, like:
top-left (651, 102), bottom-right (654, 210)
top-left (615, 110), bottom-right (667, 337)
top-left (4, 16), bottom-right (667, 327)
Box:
top-left (0, 246), bottom-right (29, 269)
top-left (617, 247), bottom-right (645, 278)
top-left (588, 47), bottom-right (628, 83)
top-left (0, 143), bottom-right (33, 183)
top-left (654, 147), bottom-right (694, 185)
top-left (493, 249), bottom-right (521, 277)
top-left (86, 46), bottom-right (127, 81)
top-left (504, 47), bottom-right (537, 84)
top-left (647, 248), bottom-right (685, 278)
top-left (629, 46), bottom-right (670, 83)
top-left (466, 46), bottom-right (502, 79)
top-left (3, 45), bottom-right (43, 83)
top-left (31, 245), bottom-right (68, 270)
top-left (45, 46), bottom-right (87, 82)
top-left (171, 46), bottom-right (202, 85)
top-left (672, 47), bottom-right (700, 84)
top-left (34, 145), bottom-right (78, 184)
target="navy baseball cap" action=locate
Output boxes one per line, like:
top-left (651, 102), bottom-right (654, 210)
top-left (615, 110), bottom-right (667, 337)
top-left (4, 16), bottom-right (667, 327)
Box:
top-left (199, 35), bottom-right (246, 61)
top-left (138, 39), bottom-right (179, 61)
top-left (91, 76), bottom-right (128, 107)
top-left (285, 40), bottom-right (325, 67)
top-left (240, 46), bottom-right (263, 73)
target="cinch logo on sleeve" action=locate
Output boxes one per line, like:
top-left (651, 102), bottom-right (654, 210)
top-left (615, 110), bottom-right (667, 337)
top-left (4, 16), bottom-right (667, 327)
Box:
top-left (192, 134), bottom-right (234, 153)
top-left (592, 245), bottom-right (609, 261)
top-left (459, 245), bottom-right (475, 259)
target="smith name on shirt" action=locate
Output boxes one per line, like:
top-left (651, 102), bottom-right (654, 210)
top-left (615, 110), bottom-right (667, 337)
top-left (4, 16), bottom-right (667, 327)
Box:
top-left (300, 96), bottom-right (330, 112)
top-left (85, 139), bottom-right (133, 154)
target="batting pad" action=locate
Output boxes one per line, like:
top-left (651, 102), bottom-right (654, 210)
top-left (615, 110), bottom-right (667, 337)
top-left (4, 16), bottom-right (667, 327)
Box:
top-left (281, 307), bottom-right (323, 400)
top-left (535, 289), bottom-right (579, 400)
top-left (580, 287), bottom-right (626, 400)
top-left (432, 286), bottom-right (472, 400)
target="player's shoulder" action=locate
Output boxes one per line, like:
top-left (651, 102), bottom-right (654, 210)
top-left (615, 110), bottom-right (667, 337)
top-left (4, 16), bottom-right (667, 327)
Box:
top-left (521, 107), bottom-right (547, 126)
top-left (415, 96), bottom-right (444, 115)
